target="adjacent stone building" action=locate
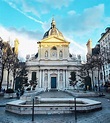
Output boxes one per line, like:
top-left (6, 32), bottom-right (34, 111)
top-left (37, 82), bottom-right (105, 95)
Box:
top-left (98, 27), bottom-right (110, 82)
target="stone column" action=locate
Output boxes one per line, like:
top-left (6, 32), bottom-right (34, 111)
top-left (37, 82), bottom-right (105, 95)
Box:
top-left (41, 70), bottom-right (43, 88)
top-left (39, 70), bottom-right (41, 88)
top-left (37, 70), bottom-right (40, 88)
top-left (43, 70), bottom-right (44, 89)
top-left (28, 71), bottom-right (31, 81)
top-left (65, 70), bottom-right (68, 89)
top-left (63, 70), bottom-right (65, 89)
top-left (67, 70), bottom-right (70, 89)
top-left (48, 70), bottom-right (50, 90)
top-left (57, 70), bottom-right (59, 89)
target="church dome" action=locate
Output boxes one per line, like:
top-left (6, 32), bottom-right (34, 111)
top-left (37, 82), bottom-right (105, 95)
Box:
top-left (43, 18), bottom-right (64, 39)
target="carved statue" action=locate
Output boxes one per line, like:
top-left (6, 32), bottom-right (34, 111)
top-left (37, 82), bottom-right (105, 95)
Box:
top-left (14, 39), bottom-right (19, 55)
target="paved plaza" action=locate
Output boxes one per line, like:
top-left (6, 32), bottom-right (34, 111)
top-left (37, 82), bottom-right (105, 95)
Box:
top-left (0, 91), bottom-right (110, 123)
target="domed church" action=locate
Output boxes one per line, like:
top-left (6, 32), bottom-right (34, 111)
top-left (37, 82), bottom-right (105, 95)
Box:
top-left (26, 18), bottom-right (82, 90)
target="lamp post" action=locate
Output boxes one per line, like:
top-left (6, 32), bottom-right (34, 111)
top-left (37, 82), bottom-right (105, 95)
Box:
top-left (32, 98), bottom-right (35, 121)
top-left (74, 96), bottom-right (77, 123)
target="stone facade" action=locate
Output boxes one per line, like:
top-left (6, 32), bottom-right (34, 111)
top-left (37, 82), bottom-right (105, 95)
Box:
top-left (26, 19), bottom-right (82, 90)
top-left (98, 27), bottom-right (110, 82)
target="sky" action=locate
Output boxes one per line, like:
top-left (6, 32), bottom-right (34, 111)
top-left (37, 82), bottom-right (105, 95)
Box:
top-left (0, 0), bottom-right (110, 61)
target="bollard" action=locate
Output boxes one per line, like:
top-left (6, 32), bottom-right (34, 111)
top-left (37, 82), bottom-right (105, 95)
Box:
top-left (32, 98), bottom-right (34, 121)
top-left (74, 97), bottom-right (77, 123)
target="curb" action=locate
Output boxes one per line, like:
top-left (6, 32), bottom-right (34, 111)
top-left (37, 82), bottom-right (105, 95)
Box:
top-left (0, 104), bottom-right (6, 107)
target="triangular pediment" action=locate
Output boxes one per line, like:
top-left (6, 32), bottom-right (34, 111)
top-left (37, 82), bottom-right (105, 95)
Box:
top-left (39, 36), bottom-right (70, 44)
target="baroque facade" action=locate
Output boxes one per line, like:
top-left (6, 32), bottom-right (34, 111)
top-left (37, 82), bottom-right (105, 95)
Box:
top-left (26, 19), bottom-right (82, 90)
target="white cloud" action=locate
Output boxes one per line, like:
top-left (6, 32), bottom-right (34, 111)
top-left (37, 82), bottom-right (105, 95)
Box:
top-left (21, 0), bottom-right (40, 18)
top-left (35, 0), bottom-right (74, 9)
top-left (0, 25), bottom-right (39, 61)
top-left (58, 4), bottom-right (105, 34)
top-left (3, 0), bottom-right (74, 18)
top-left (68, 10), bottom-right (76, 15)
top-left (2, 1), bottom-right (108, 62)
top-left (3, 0), bottom-right (44, 24)
top-left (65, 37), bottom-right (87, 61)
top-left (0, 24), bottom-right (87, 62)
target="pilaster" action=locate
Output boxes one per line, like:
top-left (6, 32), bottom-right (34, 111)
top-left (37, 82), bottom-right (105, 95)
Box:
top-left (63, 70), bottom-right (65, 89)
top-left (57, 70), bottom-right (59, 89)
top-left (39, 70), bottom-right (41, 88)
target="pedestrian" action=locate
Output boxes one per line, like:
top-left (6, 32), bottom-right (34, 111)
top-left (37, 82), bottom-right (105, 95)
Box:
top-left (104, 82), bottom-right (108, 92)
top-left (100, 84), bottom-right (104, 95)
top-left (16, 89), bottom-right (20, 99)
top-left (94, 84), bottom-right (97, 92)
top-left (3, 89), bottom-right (5, 93)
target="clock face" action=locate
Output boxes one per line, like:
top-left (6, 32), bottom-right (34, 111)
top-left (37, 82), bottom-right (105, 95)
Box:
top-left (52, 51), bottom-right (56, 57)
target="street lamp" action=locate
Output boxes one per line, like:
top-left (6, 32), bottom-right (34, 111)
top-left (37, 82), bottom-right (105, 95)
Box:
top-left (32, 98), bottom-right (34, 121)
top-left (74, 96), bottom-right (77, 123)
top-left (32, 98), bottom-right (35, 121)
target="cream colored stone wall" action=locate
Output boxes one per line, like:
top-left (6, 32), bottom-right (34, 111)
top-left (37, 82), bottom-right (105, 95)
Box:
top-left (2, 69), bottom-right (13, 89)
top-left (38, 37), bottom-right (69, 61)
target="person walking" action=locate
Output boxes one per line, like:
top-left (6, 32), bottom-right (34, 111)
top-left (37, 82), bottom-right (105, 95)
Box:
top-left (94, 77), bottom-right (98, 91)
top-left (16, 89), bottom-right (21, 99)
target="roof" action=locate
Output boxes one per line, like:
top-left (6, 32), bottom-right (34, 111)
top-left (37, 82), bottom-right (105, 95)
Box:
top-left (98, 27), bottom-right (110, 42)
top-left (92, 44), bottom-right (100, 55)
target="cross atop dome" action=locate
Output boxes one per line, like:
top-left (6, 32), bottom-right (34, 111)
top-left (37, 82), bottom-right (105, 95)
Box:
top-left (51, 18), bottom-right (56, 28)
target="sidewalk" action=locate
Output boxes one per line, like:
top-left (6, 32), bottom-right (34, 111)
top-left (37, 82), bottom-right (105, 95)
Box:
top-left (0, 95), bottom-right (17, 107)
top-left (102, 91), bottom-right (110, 99)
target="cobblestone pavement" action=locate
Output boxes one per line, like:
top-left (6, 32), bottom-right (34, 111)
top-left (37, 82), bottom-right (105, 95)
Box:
top-left (0, 91), bottom-right (110, 123)
top-left (38, 90), bottom-right (73, 98)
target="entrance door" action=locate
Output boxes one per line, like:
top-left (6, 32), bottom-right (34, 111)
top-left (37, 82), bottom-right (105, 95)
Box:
top-left (51, 77), bottom-right (56, 88)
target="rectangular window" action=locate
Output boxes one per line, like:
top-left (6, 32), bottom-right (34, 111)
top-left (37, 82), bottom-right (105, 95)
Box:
top-left (32, 72), bottom-right (36, 81)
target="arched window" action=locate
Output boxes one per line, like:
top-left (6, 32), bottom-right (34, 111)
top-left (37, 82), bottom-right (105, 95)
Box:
top-left (59, 51), bottom-right (63, 58)
top-left (45, 51), bottom-right (48, 58)
top-left (52, 46), bottom-right (57, 50)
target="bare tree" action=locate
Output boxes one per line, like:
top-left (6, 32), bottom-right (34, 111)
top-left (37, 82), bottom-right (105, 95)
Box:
top-left (69, 71), bottom-right (77, 88)
top-left (0, 41), bottom-right (19, 90)
top-left (14, 62), bottom-right (28, 91)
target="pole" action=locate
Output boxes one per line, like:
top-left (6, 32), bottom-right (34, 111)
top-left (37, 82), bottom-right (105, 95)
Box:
top-left (32, 98), bottom-right (34, 121)
top-left (98, 68), bottom-right (100, 92)
top-left (74, 97), bottom-right (77, 123)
